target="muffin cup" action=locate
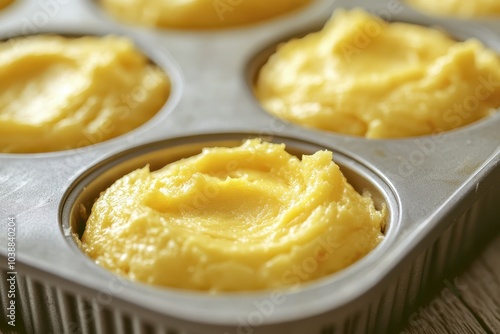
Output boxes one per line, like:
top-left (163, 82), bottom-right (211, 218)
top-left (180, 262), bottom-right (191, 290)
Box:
top-left (56, 133), bottom-right (398, 331)
top-left (0, 23), bottom-right (182, 155)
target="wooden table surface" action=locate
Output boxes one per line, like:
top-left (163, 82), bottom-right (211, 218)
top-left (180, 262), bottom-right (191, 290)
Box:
top-left (401, 233), bottom-right (500, 334)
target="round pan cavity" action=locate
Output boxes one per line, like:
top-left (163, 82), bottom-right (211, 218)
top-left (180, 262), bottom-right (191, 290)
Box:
top-left (0, 28), bottom-right (182, 155)
top-left (86, 0), bottom-right (317, 31)
top-left (60, 132), bottom-right (399, 327)
top-left (248, 9), bottom-right (500, 140)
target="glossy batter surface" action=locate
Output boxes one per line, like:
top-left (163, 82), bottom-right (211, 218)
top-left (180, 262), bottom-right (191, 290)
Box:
top-left (100, 0), bottom-right (311, 29)
top-left (81, 139), bottom-right (386, 292)
top-left (255, 9), bottom-right (500, 138)
top-left (0, 35), bottom-right (170, 153)
top-left (407, 0), bottom-right (500, 17)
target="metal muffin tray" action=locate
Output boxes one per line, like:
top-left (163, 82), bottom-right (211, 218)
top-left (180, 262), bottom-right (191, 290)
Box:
top-left (1, 0), bottom-right (499, 333)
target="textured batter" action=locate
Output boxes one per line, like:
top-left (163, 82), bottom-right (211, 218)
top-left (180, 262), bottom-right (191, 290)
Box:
top-left (255, 9), bottom-right (500, 138)
top-left (100, 0), bottom-right (311, 29)
top-left (407, 0), bottom-right (500, 17)
top-left (81, 139), bottom-right (386, 292)
top-left (0, 35), bottom-right (170, 153)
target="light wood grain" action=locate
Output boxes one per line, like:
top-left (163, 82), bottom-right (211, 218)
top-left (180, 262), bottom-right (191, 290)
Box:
top-left (400, 285), bottom-right (486, 334)
top-left (453, 236), bottom-right (500, 333)
top-left (402, 234), bottom-right (500, 334)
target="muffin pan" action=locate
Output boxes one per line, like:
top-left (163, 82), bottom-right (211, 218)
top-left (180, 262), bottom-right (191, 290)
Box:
top-left (1, 0), bottom-right (499, 333)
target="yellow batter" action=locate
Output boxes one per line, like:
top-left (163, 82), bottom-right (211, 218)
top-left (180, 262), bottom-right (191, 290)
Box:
top-left (0, 0), bottom-right (13, 10)
top-left (407, 0), bottom-right (500, 17)
top-left (255, 9), bottom-right (500, 138)
top-left (0, 35), bottom-right (170, 153)
top-left (100, 0), bottom-right (311, 29)
top-left (81, 139), bottom-right (386, 292)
